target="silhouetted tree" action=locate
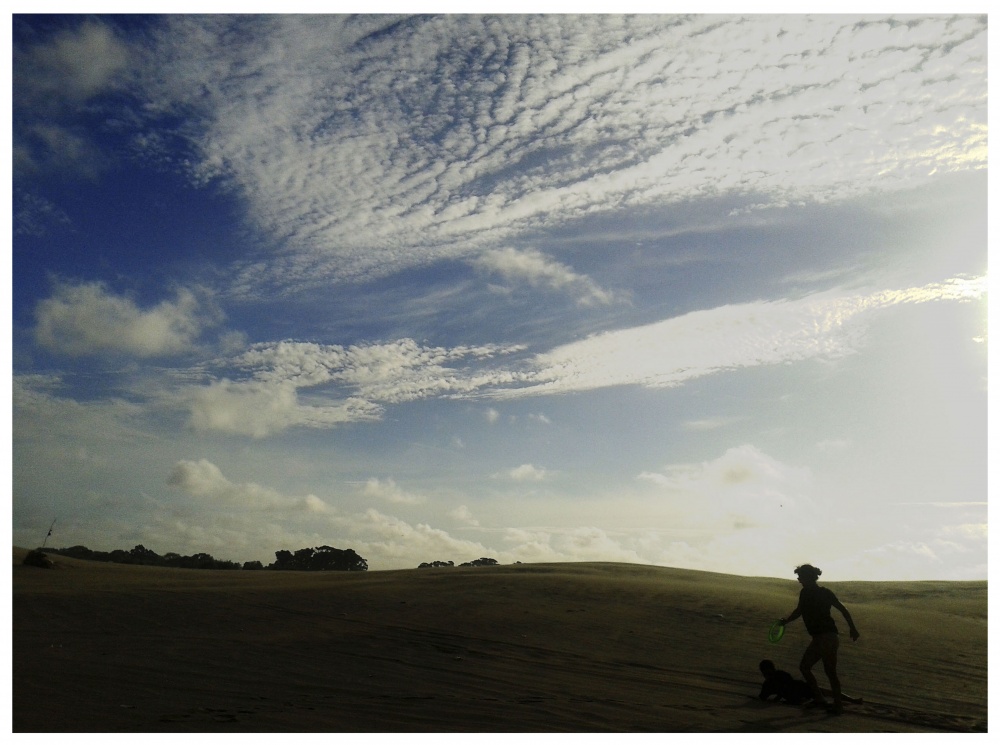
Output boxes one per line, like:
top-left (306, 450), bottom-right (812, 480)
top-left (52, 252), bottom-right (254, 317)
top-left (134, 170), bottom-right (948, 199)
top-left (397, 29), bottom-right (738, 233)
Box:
top-left (268, 545), bottom-right (368, 571)
top-left (130, 545), bottom-right (161, 565)
top-left (460, 557), bottom-right (499, 567)
top-left (44, 545), bottom-right (240, 570)
top-left (270, 549), bottom-right (295, 570)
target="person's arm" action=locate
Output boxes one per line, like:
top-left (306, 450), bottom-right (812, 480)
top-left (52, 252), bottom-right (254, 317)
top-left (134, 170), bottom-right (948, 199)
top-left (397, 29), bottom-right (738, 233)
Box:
top-left (831, 596), bottom-right (860, 641)
top-left (759, 679), bottom-right (776, 701)
top-left (780, 603), bottom-right (802, 626)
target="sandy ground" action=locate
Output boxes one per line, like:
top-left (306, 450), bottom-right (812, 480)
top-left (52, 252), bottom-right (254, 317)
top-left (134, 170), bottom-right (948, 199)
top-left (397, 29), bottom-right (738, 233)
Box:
top-left (11, 547), bottom-right (987, 733)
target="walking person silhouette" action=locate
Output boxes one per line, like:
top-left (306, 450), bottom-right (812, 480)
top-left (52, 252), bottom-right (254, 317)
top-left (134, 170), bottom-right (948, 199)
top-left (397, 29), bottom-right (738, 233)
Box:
top-left (778, 564), bottom-right (860, 715)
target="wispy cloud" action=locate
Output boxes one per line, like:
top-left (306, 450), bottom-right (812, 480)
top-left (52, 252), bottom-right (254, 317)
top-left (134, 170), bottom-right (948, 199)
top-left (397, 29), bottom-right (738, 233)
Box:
top-left (473, 246), bottom-right (616, 306)
top-left (682, 417), bottom-right (737, 432)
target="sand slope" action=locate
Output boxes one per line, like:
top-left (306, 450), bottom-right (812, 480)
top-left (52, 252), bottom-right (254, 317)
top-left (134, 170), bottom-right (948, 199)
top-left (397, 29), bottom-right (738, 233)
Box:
top-left (12, 548), bottom-right (986, 732)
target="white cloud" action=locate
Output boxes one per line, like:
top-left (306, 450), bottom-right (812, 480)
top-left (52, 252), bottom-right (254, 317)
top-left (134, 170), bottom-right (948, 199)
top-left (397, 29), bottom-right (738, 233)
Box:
top-left (498, 526), bottom-right (646, 565)
top-left (490, 276), bottom-right (987, 398)
top-left (450, 505), bottom-right (480, 527)
top-left (14, 20), bottom-right (132, 176)
top-left (168, 459), bottom-right (329, 512)
top-left (682, 417), bottom-right (735, 432)
top-left (185, 379), bottom-right (381, 438)
top-left (14, 192), bottom-right (71, 236)
top-left (182, 339), bottom-right (524, 436)
top-left (639, 445), bottom-right (814, 530)
top-left (16, 21), bottom-right (130, 104)
top-left (231, 338), bottom-right (524, 404)
top-left (168, 274), bottom-right (985, 437)
top-left (504, 463), bottom-right (551, 482)
top-left (816, 438), bottom-right (852, 453)
top-left (34, 281), bottom-right (216, 358)
top-left (347, 508), bottom-right (494, 566)
top-left (28, 274), bottom-right (986, 443)
top-left (473, 246), bottom-right (615, 306)
top-left (363, 477), bottom-right (425, 505)
top-left (12, 373), bottom-right (145, 445)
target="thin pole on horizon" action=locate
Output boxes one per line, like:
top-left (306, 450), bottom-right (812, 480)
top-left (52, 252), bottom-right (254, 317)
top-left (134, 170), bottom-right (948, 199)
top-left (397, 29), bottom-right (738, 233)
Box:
top-left (41, 518), bottom-right (56, 550)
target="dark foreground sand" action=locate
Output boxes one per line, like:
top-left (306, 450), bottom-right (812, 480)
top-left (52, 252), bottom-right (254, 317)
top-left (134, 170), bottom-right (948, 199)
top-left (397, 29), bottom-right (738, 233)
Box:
top-left (12, 547), bottom-right (987, 733)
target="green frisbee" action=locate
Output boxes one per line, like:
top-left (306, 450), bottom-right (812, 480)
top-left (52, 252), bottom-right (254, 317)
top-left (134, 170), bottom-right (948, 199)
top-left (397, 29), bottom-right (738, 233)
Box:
top-left (768, 620), bottom-right (785, 644)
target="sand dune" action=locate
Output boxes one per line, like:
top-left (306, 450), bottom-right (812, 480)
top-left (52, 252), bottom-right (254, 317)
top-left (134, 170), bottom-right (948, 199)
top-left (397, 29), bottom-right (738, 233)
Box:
top-left (12, 547), bottom-right (986, 732)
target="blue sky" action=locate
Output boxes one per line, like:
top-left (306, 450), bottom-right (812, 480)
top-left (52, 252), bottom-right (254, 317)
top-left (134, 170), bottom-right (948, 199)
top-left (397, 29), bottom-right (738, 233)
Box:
top-left (9, 12), bottom-right (989, 579)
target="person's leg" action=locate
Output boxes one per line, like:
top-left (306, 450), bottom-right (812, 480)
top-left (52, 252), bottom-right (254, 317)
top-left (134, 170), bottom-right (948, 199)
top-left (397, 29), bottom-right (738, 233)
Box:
top-left (799, 640), bottom-right (825, 704)
top-left (818, 634), bottom-right (842, 713)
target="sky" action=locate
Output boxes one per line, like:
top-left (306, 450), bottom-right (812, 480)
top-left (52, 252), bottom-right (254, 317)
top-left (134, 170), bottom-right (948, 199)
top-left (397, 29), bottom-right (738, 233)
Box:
top-left (8, 11), bottom-right (990, 581)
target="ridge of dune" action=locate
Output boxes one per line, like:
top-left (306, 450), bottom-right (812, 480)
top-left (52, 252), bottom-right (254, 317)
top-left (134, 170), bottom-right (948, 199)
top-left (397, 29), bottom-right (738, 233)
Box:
top-left (12, 547), bottom-right (986, 732)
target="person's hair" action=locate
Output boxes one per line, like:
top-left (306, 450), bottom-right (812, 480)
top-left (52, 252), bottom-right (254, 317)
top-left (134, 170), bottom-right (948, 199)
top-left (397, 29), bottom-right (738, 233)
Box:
top-left (759, 659), bottom-right (776, 674)
top-left (795, 564), bottom-right (822, 580)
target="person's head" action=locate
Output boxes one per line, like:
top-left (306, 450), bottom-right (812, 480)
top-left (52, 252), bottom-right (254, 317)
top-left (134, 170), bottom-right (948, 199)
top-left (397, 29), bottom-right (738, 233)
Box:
top-left (794, 564), bottom-right (822, 585)
top-left (759, 659), bottom-right (776, 678)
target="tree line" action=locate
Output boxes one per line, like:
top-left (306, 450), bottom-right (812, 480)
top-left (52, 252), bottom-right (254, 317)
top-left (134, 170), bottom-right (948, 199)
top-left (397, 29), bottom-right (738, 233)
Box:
top-left (40, 544), bottom-right (368, 571)
top-left (36, 545), bottom-right (508, 572)
top-left (418, 557), bottom-right (500, 568)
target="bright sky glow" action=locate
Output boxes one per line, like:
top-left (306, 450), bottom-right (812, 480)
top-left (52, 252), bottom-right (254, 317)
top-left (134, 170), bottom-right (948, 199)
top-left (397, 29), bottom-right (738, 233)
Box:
top-left (10, 12), bottom-right (988, 580)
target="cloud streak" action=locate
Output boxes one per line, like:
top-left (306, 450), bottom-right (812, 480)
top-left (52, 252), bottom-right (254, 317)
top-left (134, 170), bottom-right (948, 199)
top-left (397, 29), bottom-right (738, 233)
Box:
top-left (473, 246), bottom-right (616, 306)
top-left (489, 275), bottom-right (987, 398)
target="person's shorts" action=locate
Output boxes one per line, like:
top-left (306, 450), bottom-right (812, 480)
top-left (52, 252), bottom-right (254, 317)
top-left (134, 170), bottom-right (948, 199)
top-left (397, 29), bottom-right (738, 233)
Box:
top-left (805, 632), bottom-right (840, 657)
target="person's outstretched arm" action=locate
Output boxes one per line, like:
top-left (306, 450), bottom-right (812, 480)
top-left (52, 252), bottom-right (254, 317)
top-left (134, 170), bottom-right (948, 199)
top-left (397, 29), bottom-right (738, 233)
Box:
top-left (781, 602), bottom-right (802, 626)
top-left (832, 597), bottom-right (860, 640)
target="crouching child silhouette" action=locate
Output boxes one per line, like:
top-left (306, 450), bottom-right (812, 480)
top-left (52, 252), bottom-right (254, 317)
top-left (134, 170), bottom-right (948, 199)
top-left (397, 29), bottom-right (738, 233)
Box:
top-left (758, 660), bottom-right (862, 706)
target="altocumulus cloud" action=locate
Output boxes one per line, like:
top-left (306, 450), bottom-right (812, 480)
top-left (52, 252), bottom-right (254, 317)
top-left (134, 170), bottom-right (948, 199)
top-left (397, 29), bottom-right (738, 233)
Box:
top-left (183, 338), bottom-right (525, 436)
top-left (131, 15), bottom-right (984, 289)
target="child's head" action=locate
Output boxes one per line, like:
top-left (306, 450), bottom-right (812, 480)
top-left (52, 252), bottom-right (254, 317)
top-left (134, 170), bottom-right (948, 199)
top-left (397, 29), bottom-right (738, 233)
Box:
top-left (794, 564), bottom-right (822, 582)
top-left (759, 659), bottom-right (776, 678)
